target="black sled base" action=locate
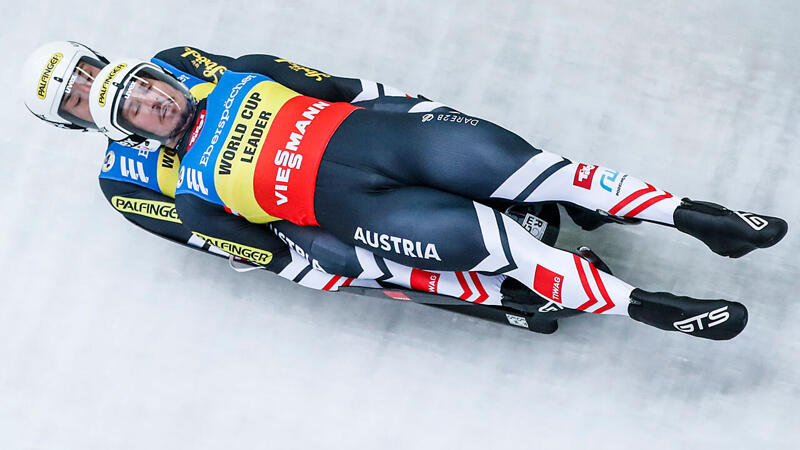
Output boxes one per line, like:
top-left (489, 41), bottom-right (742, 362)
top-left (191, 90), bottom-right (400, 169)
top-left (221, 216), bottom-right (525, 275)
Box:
top-left (339, 285), bottom-right (581, 334)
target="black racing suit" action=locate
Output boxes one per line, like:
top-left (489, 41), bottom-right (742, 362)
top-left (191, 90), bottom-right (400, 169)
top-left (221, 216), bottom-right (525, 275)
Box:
top-left (100, 47), bottom-right (553, 305)
top-left (98, 46), bottom-right (762, 340)
top-left (166, 45), bottom-right (690, 318)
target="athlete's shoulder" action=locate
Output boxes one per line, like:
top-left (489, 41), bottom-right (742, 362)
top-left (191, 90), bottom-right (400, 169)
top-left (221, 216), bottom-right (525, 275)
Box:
top-left (152, 46), bottom-right (233, 85)
top-left (98, 176), bottom-right (184, 228)
top-left (228, 54), bottom-right (331, 82)
top-left (99, 141), bottom-right (181, 198)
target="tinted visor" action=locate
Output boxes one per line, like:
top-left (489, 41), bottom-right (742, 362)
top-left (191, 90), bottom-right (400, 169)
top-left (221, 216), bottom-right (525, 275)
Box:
top-left (115, 66), bottom-right (195, 142)
top-left (57, 56), bottom-right (106, 130)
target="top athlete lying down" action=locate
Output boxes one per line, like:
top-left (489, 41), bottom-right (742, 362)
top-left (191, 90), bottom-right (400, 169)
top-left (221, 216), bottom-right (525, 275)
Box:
top-left (22, 41), bottom-right (788, 340)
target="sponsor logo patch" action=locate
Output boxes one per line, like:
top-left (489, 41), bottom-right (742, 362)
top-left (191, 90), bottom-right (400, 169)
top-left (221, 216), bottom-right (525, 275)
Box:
top-left (98, 63), bottom-right (127, 107)
top-left (159, 148), bottom-right (177, 169)
top-left (410, 269), bottom-right (441, 293)
top-left (199, 74), bottom-right (256, 167)
top-left (273, 100), bottom-right (329, 205)
top-left (673, 306), bottom-right (730, 333)
top-left (119, 155), bottom-right (149, 183)
top-left (111, 196), bottom-right (181, 223)
top-left (101, 151), bottom-right (115, 172)
top-left (192, 232), bottom-right (273, 265)
top-left (186, 110), bottom-right (206, 151)
top-left (533, 265), bottom-right (564, 303)
top-left (178, 167), bottom-right (208, 195)
top-left (600, 169), bottom-right (625, 193)
top-left (180, 47), bottom-right (228, 82)
top-left (420, 112), bottom-right (479, 126)
top-left (615, 174), bottom-right (628, 196)
top-left (573, 163), bottom-right (598, 189)
top-left (734, 211), bottom-right (769, 231)
top-left (268, 223), bottom-right (324, 272)
top-left (354, 226), bottom-right (441, 261)
top-left (538, 300), bottom-right (565, 313)
top-left (273, 58), bottom-right (331, 82)
top-left (37, 53), bottom-right (62, 99)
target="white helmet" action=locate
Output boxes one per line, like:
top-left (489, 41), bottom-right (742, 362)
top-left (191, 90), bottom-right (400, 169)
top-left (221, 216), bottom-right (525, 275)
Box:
top-left (89, 59), bottom-right (196, 150)
top-left (21, 40), bottom-right (109, 130)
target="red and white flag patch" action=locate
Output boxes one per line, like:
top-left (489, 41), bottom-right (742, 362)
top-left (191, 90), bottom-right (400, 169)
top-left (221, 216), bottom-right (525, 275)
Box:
top-left (573, 163), bottom-right (598, 189)
top-left (533, 265), bottom-right (564, 303)
top-left (410, 269), bottom-right (440, 293)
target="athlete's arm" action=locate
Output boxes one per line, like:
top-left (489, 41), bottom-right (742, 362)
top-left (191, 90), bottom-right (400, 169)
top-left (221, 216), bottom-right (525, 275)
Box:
top-left (228, 54), bottom-right (363, 102)
top-left (174, 192), bottom-right (507, 302)
top-left (99, 177), bottom-right (195, 246)
top-left (173, 193), bottom-right (294, 271)
top-left (152, 46), bottom-right (233, 84)
top-left (153, 46), bottom-right (418, 104)
top-left (172, 192), bottom-right (387, 290)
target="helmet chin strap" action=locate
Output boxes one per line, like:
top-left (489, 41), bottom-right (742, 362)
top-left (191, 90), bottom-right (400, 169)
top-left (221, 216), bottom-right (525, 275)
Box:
top-left (116, 135), bottom-right (162, 151)
top-left (27, 106), bottom-right (91, 131)
top-left (111, 117), bottom-right (191, 152)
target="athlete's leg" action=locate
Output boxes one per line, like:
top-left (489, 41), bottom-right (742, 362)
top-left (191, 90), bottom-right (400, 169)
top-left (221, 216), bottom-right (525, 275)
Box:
top-left (330, 109), bottom-right (786, 257)
top-left (315, 171), bottom-right (631, 312)
top-left (268, 220), bottom-right (509, 306)
top-left (476, 141), bottom-right (787, 258)
top-left (314, 176), bottom-right (747, 339)
top-left (486, 155), bottom-right (788, 257)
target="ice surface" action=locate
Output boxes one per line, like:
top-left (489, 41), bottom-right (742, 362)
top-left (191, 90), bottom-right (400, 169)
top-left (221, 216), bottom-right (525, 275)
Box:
top-left (1, 1), bottom-right (798, 449)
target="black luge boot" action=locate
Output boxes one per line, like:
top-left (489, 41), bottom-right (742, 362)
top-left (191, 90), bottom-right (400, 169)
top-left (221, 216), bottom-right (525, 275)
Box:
top-left (628, 289), bottom-right (748, 340)
top-left (673, 198), bottom-right (788, 258)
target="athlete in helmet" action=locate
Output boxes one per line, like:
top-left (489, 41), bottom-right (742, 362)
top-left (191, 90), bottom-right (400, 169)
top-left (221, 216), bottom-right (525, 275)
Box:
top-left (26, 43), bottom-right (788, 340)
top-left (22, 42), bottom-right (571, 332)
top-left (22, 41), bottom-right (109, 130)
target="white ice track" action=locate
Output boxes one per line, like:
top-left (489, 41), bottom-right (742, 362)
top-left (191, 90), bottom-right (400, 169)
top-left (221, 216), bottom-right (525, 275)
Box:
top-left (1, 1), bottom-right (798, 449)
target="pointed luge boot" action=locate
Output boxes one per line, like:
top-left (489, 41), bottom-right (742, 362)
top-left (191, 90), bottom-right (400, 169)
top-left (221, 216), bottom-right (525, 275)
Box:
top-left (673, 198), bottom-right (787, 258)
top-left (629, 289), bottom-right (748, 340)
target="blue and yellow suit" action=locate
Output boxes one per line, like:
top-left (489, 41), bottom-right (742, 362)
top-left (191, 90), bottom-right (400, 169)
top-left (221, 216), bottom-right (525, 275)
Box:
top-left (98, 46), bottom-right (426, 277)
top-left (96, 45), bottom-right (559, 313)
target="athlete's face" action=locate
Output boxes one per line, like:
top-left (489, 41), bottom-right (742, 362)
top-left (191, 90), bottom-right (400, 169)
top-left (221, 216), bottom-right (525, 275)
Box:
top-left (59, 60), bottom-right (101, 125)
top-left (119, 75), bottom-right (189, 139)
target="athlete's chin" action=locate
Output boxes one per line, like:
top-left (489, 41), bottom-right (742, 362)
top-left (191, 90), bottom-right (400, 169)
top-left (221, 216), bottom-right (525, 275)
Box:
top-left (167, 105), bottom-right (194, 139)
top-left (158, 113), bottom-right (181, 134)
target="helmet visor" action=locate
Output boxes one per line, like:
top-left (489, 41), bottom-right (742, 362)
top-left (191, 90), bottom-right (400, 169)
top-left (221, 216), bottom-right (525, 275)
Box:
top-left (115, 66), bottom-right (195, 142)
top-left (57, 56), bottom-right (106, 130)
